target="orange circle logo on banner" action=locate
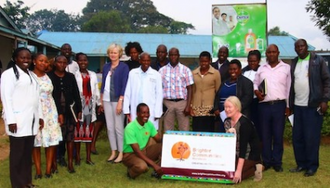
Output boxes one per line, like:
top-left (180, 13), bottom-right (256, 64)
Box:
top-left (171, 141), bottom-right (191, 160)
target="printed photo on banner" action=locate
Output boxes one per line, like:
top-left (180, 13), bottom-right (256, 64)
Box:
top-left (212, 3), bottom-right (267, 58)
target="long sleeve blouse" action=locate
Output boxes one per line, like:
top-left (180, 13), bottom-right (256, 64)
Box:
top-left (48, 71), bottom-right (82, 118)
top-left (224, 115), bottom-right (261, 161)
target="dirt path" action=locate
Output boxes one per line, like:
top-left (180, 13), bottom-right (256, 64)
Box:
top-left (0, 118), bottom-right (9, 161)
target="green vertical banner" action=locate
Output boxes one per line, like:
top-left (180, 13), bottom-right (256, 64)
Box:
top-left (212, 4), bottom-right (267, 58)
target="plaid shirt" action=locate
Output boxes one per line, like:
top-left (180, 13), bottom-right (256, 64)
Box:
top-left (159, 63), bottom-right (194, 100)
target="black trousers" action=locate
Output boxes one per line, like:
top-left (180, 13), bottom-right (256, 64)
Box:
top-left (293, 105), bottom-right (322, 172)
top-left (192, 116), bottom-right (215, 132)
top-left (9, 136), bottom-right (35, 188)
top-left (259, 101), bottom-right (286, 167)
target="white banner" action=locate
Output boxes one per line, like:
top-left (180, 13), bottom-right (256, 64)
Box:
top-left (161, 131), bottom-right (236, 181)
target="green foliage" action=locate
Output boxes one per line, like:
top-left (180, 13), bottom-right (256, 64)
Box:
top-left (2, 0), bottom-right (30, 28)
top-left (27, 9), bottom-right (81, 34)
top-left (137, 26), bottom-right (168, 33)
top-left (268, 26), bottom-right (289, 36)
top-left (2, 1), bottom-right (80, 34)
top-left (283, 120), bottom-right (293, 142)
top-left (169, 21), bottom-right (195, 34)
top-left (306, 0), bottom-right (330, 40)
top-left (81, 0), bottom-right (194, 34)
top-left (82, 0), bottom-right (171, 30)
top-left (3, 0), bottom-right (195, 34)
top-left (283, 104), bottom-right (330, 141)
top-left (321, 103), bottom-right (330, 135)
top-left (81, 10), bottom-right (132, 32)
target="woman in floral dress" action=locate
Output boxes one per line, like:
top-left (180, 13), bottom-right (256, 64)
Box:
top-left (32, 53), bottom-right (62, 179)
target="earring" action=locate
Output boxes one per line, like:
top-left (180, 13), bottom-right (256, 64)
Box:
top-left (34, 63), bottom-right (36, 65)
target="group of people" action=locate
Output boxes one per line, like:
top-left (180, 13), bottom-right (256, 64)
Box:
top-left (1, 43), bottom-right (100, 188)
top-left (1, 38), bottom-right (329, 187)
top-left (210, 39), bottom-right (329, 182)
top-left (119, 39), bottom-right (330, 182)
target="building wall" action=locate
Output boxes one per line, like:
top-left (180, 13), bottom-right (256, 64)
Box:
top-left (0, 35), bottom-right (15, 70)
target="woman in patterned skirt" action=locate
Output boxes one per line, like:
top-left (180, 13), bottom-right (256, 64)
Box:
top-left (74, 52), bottom-right (100, 165)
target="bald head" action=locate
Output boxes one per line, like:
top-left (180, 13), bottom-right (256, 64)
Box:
top-left (169, 48), bottom-right (180, 66)
top-left (266, 44), bottom-right (280, 65)
top-left (218, 46), bottom-right (229, 63)
top-left (60, 43), bottom-right (72, 59)
top-left (139, 52), bottom-right (150, 59)
top-left (157, 44), bottom-right (167, 52)
top-left (294, 39), bottom-right (309, 59)
top-left (139, 52), bottom-right (151, 72)
top-left (156, 44), bottom-right (168, 63)
top-left (267, 44), bottom-right (279, 51)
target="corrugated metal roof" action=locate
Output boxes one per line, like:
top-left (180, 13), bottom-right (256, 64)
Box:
top-left (38, 31), bottom-right (211, 57)
top-left (0, 6), bottom-right (21, 32)
top-left (38, 32), bottom-right (315, 59)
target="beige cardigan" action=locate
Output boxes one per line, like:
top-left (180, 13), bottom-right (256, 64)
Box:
top-left (191, 66), bottom-right (221, 116)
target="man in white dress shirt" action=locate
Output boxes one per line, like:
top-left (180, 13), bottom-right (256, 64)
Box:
top-left (123, 52), bottom-right (163, 130)
top-left (61, 43), bottom-right (79, 74)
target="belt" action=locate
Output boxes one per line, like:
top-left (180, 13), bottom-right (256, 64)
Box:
top-left (263, 100), bottom-right (285, 105)
top-left (167, 99), bottom-right (184, 102)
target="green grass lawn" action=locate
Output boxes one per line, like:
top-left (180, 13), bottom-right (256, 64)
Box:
top-left (1, 137), bottom-right (330, 188)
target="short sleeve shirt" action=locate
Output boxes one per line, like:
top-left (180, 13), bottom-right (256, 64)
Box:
top-left (159, 63), bottom-right (194, 100)
top-left (123, 119), bottom-right (158, 153)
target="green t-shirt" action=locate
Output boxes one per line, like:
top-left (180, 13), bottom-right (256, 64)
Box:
top-left (123, 119), bottom-right (158, 153)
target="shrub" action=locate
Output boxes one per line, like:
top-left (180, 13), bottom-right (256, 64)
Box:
top-left (283, 103), bottom-right (330, 141)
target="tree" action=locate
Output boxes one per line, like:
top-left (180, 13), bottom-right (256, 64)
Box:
top-left (268, 26), bottom-right (289, 36)
top-left (169, 21), bottom-right (195, 34)
top-left (306, 0), bottom-right (330, 40)
top-left (81, 10), bottom-right (131, 32)
top-left (137, 26), bottom-right (168, 33)
top-left (81, 0), bottom-right (194, 34)
top-left (26, 9), bottom-right (81, 34)
top-left (2, 0), bottom-right (30, 28)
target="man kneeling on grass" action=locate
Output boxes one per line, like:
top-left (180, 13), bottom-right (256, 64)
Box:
top-left (123, 103), bottom-right (163, 179)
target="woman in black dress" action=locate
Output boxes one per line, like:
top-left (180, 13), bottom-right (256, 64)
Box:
top-left (48, 55), bottom-right (82, 173)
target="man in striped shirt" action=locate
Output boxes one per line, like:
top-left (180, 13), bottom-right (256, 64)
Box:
top-left (159, 48), bottom-right (194, 131)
